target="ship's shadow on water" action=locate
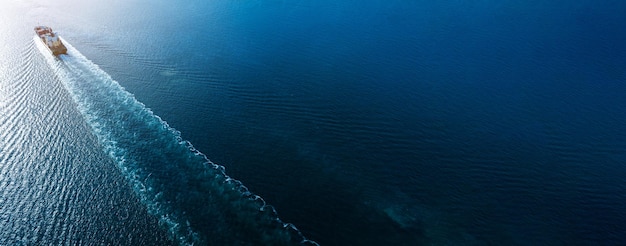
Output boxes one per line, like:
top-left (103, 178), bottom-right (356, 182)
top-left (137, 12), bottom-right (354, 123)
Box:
top-left (35, 36), bottom-right (318, 245)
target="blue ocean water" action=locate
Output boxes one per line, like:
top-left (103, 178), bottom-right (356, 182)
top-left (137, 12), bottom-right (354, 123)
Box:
top-left (2, 0), bottom-right (626, 245)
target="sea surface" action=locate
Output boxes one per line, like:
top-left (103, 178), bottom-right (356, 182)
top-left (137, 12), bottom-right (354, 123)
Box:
top-left (1, 0), bottom-right (626, 245)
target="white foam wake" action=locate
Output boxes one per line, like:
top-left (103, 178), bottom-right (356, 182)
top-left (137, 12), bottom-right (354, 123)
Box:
top-left (34, 36), bottom-right (317, 246)
top-left (35, 35), bottom-right (204, 244)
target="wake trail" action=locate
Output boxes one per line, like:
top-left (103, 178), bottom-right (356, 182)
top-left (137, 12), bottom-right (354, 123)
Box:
top-left (35, 36), bottom-right (318, 246)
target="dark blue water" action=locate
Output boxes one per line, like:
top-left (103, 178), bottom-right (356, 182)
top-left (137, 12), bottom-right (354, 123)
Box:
top-left (2, 0), bottom-right (626, 245)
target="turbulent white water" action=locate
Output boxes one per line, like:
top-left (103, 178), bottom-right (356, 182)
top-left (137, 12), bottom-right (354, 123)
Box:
top-left (34, 36), bottom-right (317, 245)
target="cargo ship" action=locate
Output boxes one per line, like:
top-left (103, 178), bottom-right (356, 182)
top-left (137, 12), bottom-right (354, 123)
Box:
top-left (34, 26), bottom-right (67, 56)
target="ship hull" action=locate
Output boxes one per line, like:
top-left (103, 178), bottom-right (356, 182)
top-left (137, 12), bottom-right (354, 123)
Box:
top-left (34, 26), bottom-right (68, 56)
top-left (40, 37), bottom-right (68, 56)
